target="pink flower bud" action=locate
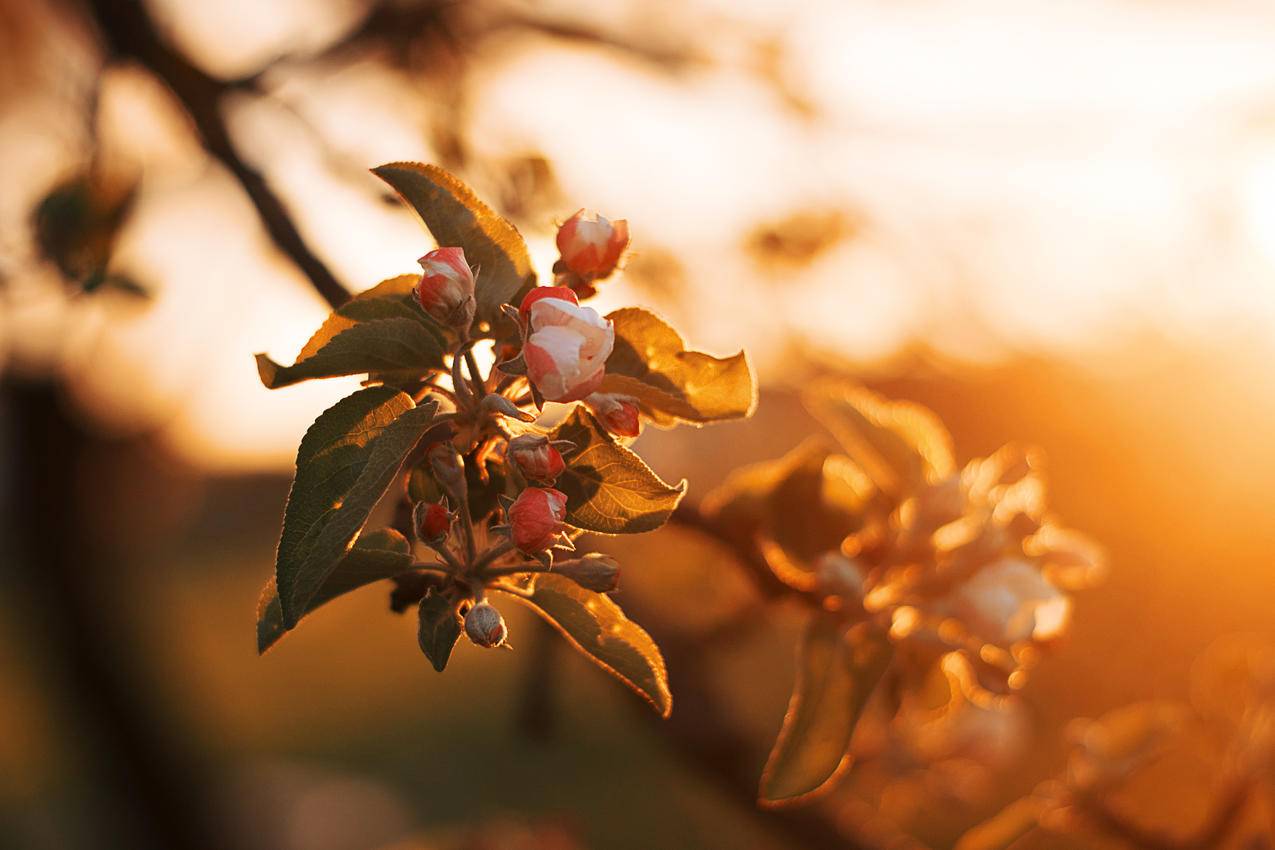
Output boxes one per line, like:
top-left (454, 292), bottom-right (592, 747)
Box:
top-left (507, 434), bottom-right (565, 482)
top-left (519, 285), bottom-right (578, 320)
top-left (416, 247), bottom-right (476, 328)
top-left (584, 392), bottom-right (640, 437)
top-left (814, 552), bottom-right (865, 600)
top-left (464, 600), bottom-right (508, 648)
top-left (556, 209), bottom-right (629, 280)
top-left (508, 486), bottom-right (568, 553)
top-left (413, 500), bottom-right (452, 542)
top-left (520, 289), bottom-right (614, 403)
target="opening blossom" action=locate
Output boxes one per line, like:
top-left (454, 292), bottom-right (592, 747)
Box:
top-left (416, 247), bottom-right (476, 328)
top-left (520, 287), bottom-right (614, 403)
top-left (507, 434), bottom-right (565, 482)
top-left (948, 558), bottom-right (1070, 646)
top-left (556, 209), bottom-right (629, 280)
top-left (508, 486), bottom-right (568, 553)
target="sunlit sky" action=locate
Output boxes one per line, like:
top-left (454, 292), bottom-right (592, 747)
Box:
top-left (4, 0), bottom-right (1275, 470)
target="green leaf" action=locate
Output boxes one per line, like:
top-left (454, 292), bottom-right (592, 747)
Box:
top-left (551, 407), bottom-right (686, 534)
top-left (257, 529), bottom-right (413, 654)
top-left (372, 162), bottom-right (536, 334)
top-left (803, 381), bottom-right (954, 499)
top-left (275, 388), bottom-right (440, 627)
top-left (498, 572), bottom-right (670, 716)
top-left (417, 591), bottom-right (461, 672)
top-left (256, 275), bottom-right (448, 389)
top-left (953, 797), bottom-right (1043, 850)
top-left (601, 308), bottom-right (756, 426)
top-left (759, 619), bottom-right (893, 807)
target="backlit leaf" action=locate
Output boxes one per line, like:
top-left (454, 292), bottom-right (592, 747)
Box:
top-left (372, 163), bottom-right (535, 334)
top-left (256, 275), bottom-right (447, 389)
top-left (702, 439), bottom-right (876, 591)
top-left (551, 407), bottom-right (686, 534)
top-left (498, 572), bottom-right (670, 716)
top-left (418, 591), bottom-right (461, 672)
top-left (601, 308), bottom-right (756, 426)
top-left (953, 797), bottom-right (1043, 850)
top-left (759, 619), bottom-right (893, 807)
top-left (257, 529), bottom-right (413, 653)
top-left (275, 388), bottom-right (439, 626)
top-left (803, 381), bottom-right (954, 499)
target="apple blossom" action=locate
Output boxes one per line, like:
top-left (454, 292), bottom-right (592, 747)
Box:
top-left (585, 392), bottom-right (641, 437)
top-left (507, 434), bottom-right (565, 482)
top-left (949, 558), bottom-right (1070, 646)
top-left (507, 486), bottom-right (568, 553)
top-left (520, 288), bottom-right (614, 403)
top-left (416, 247), bottom-right (475, 328)
top-left (556, 209), bottom-right (629, 280)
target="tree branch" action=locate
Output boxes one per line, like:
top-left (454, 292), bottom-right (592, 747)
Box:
top-left (86, 0), bottom-right (352, 310)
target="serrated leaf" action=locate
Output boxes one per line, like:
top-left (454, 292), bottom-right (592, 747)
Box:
top-left (498, 572), bottom-right (670, 716)
top-left (803, 381), bottom-right (954, 499)
top-left (256, 275), bottom-right (448, 389)
top-left (601, 308), bottom-right (756, 426)
top-left (418, 591), bottom-right (461, 672)
top-left (953, 797), bottom-right (1043, 850)
top-left (257, 529), bottom-right (413, 654)
top-left (275, 388), bottom-right (439, 626)
top-left (551, 407), bottom-right (686, 534)
top-left (372, 163), bottom-right (535, 334)
top-left (257, 318), bottom-right (448, 389)
top-left (759, 619), bottom-right (893, 807)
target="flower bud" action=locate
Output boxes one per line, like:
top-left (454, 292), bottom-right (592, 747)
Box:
top-left (508, 486), bottom-right (568, 553)
top-left (556, 209), bottom-right (629, 280)
top-left (507, 434), bottom-right (565, 482)
top-left (413, 500), bottom-right (453, 543)
top-left (416, 247), bottom-right (476, 328)
top-left (555, 553), bottom-right (620, 593)
top-left (427, 442), bottom-right (467, 503)
top-left (519, 288), bottom-right (614, 403)
top-left (464, 600), bottom-right (508, 648)
top-left (584, 392), bottom-right (640, 437)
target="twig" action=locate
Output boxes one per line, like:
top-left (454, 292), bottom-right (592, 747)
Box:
top-left (86, 0), bottom-right (352, 310)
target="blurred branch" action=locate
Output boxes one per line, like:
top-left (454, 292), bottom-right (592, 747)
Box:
top-left (85, 0), bottom-right (352, 310)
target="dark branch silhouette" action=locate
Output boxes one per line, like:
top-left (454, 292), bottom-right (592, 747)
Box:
top-left (87, 0), bottom-right (352, 310)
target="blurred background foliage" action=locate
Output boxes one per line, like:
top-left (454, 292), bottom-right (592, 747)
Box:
top-left (4, 0), bottom-right (1275, 848)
